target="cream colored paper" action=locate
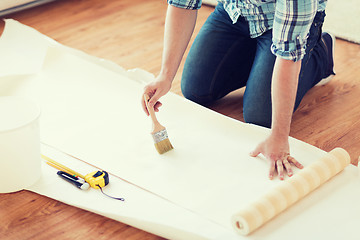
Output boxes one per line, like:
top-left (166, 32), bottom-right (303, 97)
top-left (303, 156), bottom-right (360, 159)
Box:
top-left (1, 19), bottom-right (360, 239)
top-left (34, 144), bottom-right (236, 240)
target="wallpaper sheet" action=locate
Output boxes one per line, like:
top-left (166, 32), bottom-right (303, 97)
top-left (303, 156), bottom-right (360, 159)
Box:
top-left (1, 19), bottom-right (359, 240)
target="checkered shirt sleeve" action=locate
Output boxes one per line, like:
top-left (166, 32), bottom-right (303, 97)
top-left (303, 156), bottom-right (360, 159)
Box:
top-left (271, 0), bottom-right (318, 61)
top-left (167, 0), bottom-right (202, 9)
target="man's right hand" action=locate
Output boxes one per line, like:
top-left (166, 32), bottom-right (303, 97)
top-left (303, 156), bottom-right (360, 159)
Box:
top-left (141, 75), bottom-right (172, 116)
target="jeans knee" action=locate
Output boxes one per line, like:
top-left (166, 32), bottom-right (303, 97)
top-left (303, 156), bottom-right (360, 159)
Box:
top-left (243, 106), bottom-right (272, 128)
top-left (181, 77), bottom-right (213, 106)
top-left (180, 80), bottom-right (193, 101)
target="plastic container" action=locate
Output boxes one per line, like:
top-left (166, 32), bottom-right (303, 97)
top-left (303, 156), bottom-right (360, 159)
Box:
top-left (0, 96), bottom-right (41, 193)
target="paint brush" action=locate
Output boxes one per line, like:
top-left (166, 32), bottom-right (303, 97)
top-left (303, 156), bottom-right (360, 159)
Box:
top-left (144, 94), bottom-right (173, 154)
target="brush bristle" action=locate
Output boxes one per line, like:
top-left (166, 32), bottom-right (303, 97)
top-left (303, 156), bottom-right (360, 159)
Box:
top-left (154, 138), bottom-right (173, 154)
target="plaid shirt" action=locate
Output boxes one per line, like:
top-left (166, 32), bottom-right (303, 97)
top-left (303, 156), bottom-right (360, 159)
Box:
top-left (167, 0), bottom-right (327, 61)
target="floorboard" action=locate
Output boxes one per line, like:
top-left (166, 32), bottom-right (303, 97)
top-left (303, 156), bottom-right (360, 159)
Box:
top-left (1, 0), bottom-right (359, 239)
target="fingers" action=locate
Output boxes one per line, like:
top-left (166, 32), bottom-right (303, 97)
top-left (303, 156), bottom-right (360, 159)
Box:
top-left (263, 153), bottom-right (302, 180)
top-left (269, 160), bottom-right (276, 180)
top-left (283, 159), bottom-right (293, 177)
top-left (249, 144), bottom-right (263, 157)
top-left (276, 160), bottom-right (285, 180)
top-left (141, 96), bottom-right (150, 116)
top-left (271, 155), bottom-right (303, 180)
top-left (153, 101), bottom-right (162, 112)
top-left (287, 155), bottom-right (304, 169)
top-left (249, 149), bottom-right (261, 157)
top-left (143, 85), bottom-right (160, 108)
top-left (142, 87), bottom-right (162, 115)
top-left (251, 137), bottom-right (303, 180)
top-left (148, 89), bottom-right (163, 109)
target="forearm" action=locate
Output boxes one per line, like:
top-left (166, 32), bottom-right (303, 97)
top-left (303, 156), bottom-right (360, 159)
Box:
top-left (159, 5), bottom-right (197, 82)
top-left (271, 58), bottom-right (301, 140)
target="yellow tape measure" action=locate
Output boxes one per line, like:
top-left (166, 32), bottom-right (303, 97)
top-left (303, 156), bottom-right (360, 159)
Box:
top-left (85, 170), bottom-right (109, 189)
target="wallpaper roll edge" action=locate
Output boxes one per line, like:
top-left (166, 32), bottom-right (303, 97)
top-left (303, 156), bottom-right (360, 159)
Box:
top-left (231, 147), bottom-right (350, 235)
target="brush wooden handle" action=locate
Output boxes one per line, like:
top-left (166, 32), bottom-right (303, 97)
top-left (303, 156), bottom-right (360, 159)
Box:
top-left (144, 94), bottom-right (165, 134)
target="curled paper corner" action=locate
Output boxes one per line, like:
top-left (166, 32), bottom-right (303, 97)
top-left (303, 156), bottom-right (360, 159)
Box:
top-left (0, 19), bottom-right (152, 85)
top-left (3, 19), bottom-right (59, 46)
top-left (127, 68), bottom-right (155, 84)
top-left (0, 19), bottom-right (131, 80)
top-left (0, 19), bottom-right (57, 77)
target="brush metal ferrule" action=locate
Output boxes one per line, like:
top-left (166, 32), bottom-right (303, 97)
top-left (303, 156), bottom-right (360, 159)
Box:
top-left (152, 129), bottom-right (168, 143)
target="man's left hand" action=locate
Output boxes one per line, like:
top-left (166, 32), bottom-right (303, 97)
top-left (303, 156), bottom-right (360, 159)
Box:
top-left (250, 135), bottom-right (303, 180)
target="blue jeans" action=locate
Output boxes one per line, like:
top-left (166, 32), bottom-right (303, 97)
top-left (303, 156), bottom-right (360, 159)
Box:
top-left (181, 3), bottom-right (329, 128)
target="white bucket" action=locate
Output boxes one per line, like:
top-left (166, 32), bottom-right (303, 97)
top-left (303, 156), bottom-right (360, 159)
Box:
top-left (0, 96), bottom-right (41, 193)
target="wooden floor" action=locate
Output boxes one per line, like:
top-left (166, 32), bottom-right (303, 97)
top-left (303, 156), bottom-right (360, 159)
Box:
top-left (0, 0), bottom-right (359, 239)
